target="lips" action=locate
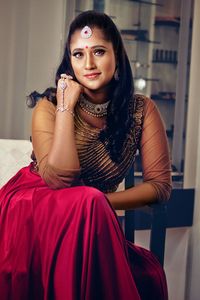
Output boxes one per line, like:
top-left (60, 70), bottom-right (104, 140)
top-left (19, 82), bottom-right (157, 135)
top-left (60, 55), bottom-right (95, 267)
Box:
top-left (84, 72), bottom-right (101, 79)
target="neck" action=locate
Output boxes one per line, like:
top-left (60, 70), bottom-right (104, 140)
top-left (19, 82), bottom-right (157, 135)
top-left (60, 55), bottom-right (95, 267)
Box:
top-left (84, 85), bottom-right (112, 104)
top-left (83, 91), bottom-right (106, 104)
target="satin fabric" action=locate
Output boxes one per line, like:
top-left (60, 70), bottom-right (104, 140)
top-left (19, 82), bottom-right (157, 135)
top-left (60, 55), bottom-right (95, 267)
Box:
top-left (0, 164), bottom-right (168, 300)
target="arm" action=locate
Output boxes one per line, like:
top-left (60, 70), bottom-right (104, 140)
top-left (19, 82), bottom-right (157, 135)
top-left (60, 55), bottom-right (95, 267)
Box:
top-left (106, 97), bottom-right (172, 210)
top-left (32, 77), bottom-right (83, 189)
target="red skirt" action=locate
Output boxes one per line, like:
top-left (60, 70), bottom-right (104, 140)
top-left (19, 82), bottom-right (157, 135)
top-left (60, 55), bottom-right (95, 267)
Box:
top-left (0, 164), bottom-right (168, 300)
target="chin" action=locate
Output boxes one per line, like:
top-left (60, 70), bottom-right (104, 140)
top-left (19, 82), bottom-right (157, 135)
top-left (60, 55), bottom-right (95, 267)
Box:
top-left (81, 83), bottom-right (103, 91)
top-left (82, 80), bottom-right (113, 92)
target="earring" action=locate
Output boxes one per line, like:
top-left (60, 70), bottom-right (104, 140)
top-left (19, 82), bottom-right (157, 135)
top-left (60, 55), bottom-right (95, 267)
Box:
top-left (114, 68), bottom-right (119, 81)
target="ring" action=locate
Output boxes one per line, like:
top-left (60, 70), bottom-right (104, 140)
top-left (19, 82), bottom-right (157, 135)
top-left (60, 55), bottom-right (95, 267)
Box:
top-left (58, 79), bottom-right (67, 90)
top-left (60, 73), bottom-right (67, 79)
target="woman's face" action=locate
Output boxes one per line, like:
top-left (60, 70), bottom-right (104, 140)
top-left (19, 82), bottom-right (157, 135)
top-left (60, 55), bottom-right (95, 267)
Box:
top-left (70, 27), bottom-right (116, 93)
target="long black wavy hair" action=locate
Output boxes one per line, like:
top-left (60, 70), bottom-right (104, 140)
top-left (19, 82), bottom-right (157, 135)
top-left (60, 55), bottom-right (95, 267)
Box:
top-left (27, 10), bottom-right (135, 162)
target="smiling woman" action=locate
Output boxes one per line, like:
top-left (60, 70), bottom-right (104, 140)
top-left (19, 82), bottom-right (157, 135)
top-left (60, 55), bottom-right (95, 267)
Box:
top-left (0, 10), bottom-right (171, 300)
top-left (70, 27), bottom-right (116, 95)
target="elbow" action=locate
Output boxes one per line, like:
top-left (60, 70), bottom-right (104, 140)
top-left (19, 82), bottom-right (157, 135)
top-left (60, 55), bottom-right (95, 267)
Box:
top-left (150, 181), bottom-right (172, 203)
top-left (39, 165), bottom-right (81, 189)
top-left (44, 176), bottom-right (78, 190)
top-left (160, 182), bottom-right (172, 202)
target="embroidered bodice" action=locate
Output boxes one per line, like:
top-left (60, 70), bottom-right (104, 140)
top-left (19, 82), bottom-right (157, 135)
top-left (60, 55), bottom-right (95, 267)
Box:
top-left (74, 95), bottom-right (144, 192)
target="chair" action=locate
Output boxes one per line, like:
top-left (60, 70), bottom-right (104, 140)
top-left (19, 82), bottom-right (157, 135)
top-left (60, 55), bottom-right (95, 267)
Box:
top-left (124, 164), bottom-right (195, 266)
top-left (124, 163), bottom-right (167, 266)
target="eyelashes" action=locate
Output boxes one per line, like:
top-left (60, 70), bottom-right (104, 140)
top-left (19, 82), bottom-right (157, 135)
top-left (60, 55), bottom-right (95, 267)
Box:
top-left (72, 49), bottom-right (105, 59)
top-left (72, 52), bottom-right (83, 59)
top-left (94, 49), bottom-right (105, 56)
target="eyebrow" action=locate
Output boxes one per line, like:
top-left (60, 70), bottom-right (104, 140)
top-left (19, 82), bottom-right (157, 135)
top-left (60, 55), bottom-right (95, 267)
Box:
top-left (71, 45), bottom-right (107, 53)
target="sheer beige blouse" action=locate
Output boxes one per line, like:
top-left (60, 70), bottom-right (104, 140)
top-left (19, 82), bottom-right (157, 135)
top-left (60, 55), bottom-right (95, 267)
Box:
top-left (31, 95), bottom-right (172, 202)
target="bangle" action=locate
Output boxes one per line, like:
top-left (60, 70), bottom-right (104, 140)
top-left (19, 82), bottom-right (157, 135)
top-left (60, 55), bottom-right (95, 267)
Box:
top-left (56, 105), bottom-right (75, 117)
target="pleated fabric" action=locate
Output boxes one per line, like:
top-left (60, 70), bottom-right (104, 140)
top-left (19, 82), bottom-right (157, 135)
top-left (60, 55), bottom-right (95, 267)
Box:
top-left (0, 164), bottom-right (168, 300)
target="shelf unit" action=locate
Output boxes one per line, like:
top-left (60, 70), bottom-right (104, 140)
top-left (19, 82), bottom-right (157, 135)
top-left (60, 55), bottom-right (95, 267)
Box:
top-left (150, 9), bottom-right (180, 160)
top-left (120, 29), bottom-right (160, 44)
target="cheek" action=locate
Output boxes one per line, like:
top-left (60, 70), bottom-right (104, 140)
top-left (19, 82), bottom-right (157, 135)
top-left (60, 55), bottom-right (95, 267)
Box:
top-left (71, 62), bottom-right (81, 76)
top-left (108, 55), bottom-right (116, 71)
top-left (105, 57), bottom-right (116, 76)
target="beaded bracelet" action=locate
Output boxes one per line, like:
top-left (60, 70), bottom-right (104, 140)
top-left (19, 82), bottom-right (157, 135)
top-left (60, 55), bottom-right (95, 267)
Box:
top-left (56, 106), bottom-right (75, 117)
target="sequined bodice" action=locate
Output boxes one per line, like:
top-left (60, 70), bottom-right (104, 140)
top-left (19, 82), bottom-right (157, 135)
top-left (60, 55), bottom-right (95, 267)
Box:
top-left (74, 95), bottom-right (144, 193)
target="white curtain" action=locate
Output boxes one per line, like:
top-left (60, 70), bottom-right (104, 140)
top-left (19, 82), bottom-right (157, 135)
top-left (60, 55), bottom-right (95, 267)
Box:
top-left (0, 0), bottom-right (68, 139)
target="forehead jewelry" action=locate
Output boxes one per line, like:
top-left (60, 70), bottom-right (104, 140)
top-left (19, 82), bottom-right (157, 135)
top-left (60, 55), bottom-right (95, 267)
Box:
top-left (81, 26), bottom-right (92, 39)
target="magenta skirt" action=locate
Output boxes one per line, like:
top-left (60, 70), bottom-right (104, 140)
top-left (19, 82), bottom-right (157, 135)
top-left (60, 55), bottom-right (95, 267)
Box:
top-left (0, 164), bottom-right (168, 300)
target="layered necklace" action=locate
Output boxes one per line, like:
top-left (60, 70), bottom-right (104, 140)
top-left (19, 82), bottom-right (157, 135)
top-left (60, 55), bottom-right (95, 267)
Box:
top-left (78, 94), bottom-right (110, 118)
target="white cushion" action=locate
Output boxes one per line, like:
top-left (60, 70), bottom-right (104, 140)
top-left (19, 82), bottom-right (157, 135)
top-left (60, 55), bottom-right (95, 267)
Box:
top-left (0, 139), bottom-right (32, 187)
top-left (0, 138), bottom-right (124, 216)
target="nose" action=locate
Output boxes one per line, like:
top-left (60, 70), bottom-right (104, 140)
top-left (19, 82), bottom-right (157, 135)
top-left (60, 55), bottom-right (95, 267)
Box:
top-left (85, 52), bottom-right (96, 70)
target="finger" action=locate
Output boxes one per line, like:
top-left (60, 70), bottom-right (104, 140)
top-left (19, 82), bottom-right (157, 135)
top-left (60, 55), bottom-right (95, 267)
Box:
top-left (60, 73), bottom-right (73, 80)
top-left (66, 75), bottom-right (73, 80)
top-left (60, 73), bottom-right (67, 79)
top-left (64, 75), bottom-right (74, 87)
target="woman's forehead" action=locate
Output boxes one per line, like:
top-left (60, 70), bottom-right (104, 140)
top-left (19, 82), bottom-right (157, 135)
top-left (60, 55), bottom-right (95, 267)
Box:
top-left (70, 27), bottom-right (111, 49)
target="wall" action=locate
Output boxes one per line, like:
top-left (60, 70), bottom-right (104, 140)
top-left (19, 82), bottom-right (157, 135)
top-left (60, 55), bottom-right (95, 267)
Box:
top-left (0, 0), bottom-right (31, 139)
top-left (0, 0), bottom-right (67, 139)
top-left (184, 0), bottom-right (200, 298)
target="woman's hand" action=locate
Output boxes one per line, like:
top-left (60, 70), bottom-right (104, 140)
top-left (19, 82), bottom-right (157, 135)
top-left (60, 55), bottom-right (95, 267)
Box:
top-left (57, 74), bottom-right (83, 110)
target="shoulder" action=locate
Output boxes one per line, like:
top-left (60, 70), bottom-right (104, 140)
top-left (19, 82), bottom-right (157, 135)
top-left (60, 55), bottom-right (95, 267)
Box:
top-left (33, 97), bottom-right (56, 116)
top-left (133, 94), bottom-right (156, 127)
top-left (133, 94), bottom-right (163, 131)
top-left (32, 97), bottom-right (56, 129)
top-left (134, 94), bottom-right (156, 117)
top-left (134, 94), bottom-right (165, 134)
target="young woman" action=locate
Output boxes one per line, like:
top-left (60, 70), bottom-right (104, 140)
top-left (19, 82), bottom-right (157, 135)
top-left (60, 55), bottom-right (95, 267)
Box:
top-left (0, 10), bottom-right (171, 300)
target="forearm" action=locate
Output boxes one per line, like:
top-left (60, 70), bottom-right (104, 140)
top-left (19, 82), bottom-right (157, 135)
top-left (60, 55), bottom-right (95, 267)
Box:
top-left (105, 182), bottom-right (157, 210)
top-left (47, 109), bottom-right (80, 170)
top-left (47, 77), bottom-right (83, 171)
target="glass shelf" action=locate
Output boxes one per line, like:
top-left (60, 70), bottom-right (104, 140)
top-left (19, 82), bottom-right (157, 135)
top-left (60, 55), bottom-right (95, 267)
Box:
top-left (135, 77), bottom-right (160, 82)
top-left (123, 38), bottom-right (160, 44)
top-left (121, 29), bottom-right (160, 44)
top-left (127, 0), bottom-right (163, 7)
top-left (154, 17), bottom-right (180, 28)
top-left (151, 93), bottom-right (176, 101)
top-left (155, 16), bottom-right (192, 29)
top-left (121, 29), bottom-right (148, 42)
top-left (121, 29), bottom-right (148, 39)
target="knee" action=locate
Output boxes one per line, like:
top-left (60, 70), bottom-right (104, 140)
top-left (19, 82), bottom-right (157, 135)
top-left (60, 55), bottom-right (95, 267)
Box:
top-left (79, 186), bottom-right (108, 208)
top-left (82, 186), bottom-right (105, 200)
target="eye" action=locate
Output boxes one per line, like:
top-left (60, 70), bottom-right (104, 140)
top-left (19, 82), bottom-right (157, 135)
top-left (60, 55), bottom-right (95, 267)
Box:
top-left (94, 49), bottom-right (105, 56)
top-left (72, 52), bottom-right (83, 59)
